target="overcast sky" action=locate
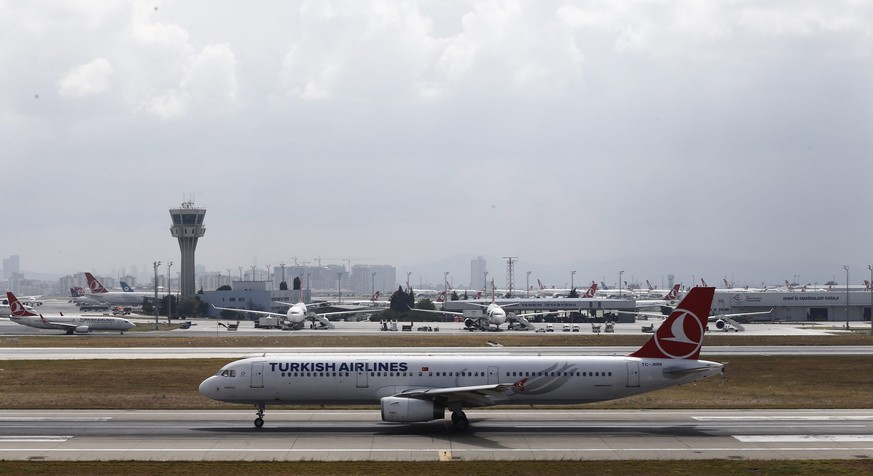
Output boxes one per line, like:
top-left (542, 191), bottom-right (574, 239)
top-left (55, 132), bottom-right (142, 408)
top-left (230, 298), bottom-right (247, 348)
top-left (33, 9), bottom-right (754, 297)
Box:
top-left (2, 1), bottom-right (872, 286)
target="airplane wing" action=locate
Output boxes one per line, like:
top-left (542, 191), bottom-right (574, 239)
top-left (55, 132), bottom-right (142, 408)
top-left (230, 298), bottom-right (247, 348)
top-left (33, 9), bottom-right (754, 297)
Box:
top-left (394, 383), bottom-right (518, 408)
top-left (712, 309), bottom-right (773, 320)
top-left (407, 306), bottom-right (464, 317)
top-left (615, 310), bottom-right (665, 319)
top-left (38, 316), bottom-right (78, 332)
top-left (511, 311), bottom-right (544, 319)
top-left (212, 305), bottom-right (284, 318)
top-left (315, 308), bottom-right (377, 318)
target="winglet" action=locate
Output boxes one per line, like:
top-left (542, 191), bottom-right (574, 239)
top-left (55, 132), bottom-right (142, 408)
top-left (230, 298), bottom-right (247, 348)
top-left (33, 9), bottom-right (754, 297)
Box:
top-left (629, 287), bottom-right (714, 360)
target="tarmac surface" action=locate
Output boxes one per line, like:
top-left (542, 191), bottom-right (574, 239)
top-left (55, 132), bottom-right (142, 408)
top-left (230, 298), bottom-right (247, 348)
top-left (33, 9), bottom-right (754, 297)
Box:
top-left (1, 409), bottom-right (873, 461)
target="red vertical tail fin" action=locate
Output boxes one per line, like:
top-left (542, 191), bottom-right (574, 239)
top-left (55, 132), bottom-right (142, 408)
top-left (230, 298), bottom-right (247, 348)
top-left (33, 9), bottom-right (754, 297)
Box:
top-left (85, 272), bottom-right (109, 293)
top-left (583, 282), bottom-right (597, 298)
top-left (6, 292), bottom-right (38, 317)
top-left (629, 287), bottom-right (714, 360)
top-left (665, 284), bottom-right (681, 300)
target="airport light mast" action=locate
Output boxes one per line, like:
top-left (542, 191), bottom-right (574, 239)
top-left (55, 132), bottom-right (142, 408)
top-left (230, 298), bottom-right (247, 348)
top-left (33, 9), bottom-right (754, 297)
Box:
top-left (844, 265), bottom-right (850, 329)
top-left (868, 265), bottom-right (873, 335)
top-left (153, 261), bottom-right (160, 330)
top-left (169, 201), bottom-right (206, 298)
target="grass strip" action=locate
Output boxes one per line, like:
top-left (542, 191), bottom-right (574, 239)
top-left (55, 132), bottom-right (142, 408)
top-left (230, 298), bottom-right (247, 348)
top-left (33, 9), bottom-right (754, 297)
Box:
top-left (0, 355), bottom-right (871, 409)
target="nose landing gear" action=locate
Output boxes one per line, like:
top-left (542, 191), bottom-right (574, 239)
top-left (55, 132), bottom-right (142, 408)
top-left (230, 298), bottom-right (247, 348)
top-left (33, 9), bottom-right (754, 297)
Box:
top-left (254, 404), bottom-right (265, 428)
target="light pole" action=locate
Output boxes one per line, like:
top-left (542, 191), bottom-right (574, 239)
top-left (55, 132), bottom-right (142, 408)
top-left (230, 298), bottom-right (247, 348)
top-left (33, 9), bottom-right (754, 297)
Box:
top-left (250, 265), bottom-right (257, 282)
top-left (444, 271), bottom-right (449, 300)
top-left (167, 261), bottom-right (173, 323)
top-left (571, 270), bottom-right (576, 291)
top-left (265, 265), bottom-right (271, 287)
top-left (226, 268), bottom-right (231, 287)
top-left (153, 261), bottom-right (161, 330)
top-left (484, 271), bottom-right (489, 292)
top-left (868, 265), bottom-right (873, 335)
top-left (371, 272), bottom-right (376, 298)
top-left (238, 267), bottom-right (243, 282)
top-left (619, 270), bottom-right (624, 298)
top-left (844, 265), bottom-right (850, 329)
top-left (526, 271), bottom-right (531, 298)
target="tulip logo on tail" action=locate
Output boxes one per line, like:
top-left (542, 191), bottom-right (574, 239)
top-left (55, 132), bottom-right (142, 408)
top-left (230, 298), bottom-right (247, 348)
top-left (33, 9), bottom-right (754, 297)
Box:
top-left (85, 273), bottom-right (108, 293)
top-left (653, 310), bottom-right (704, 359)
top-left (630, 287), bottom-right (713, 361)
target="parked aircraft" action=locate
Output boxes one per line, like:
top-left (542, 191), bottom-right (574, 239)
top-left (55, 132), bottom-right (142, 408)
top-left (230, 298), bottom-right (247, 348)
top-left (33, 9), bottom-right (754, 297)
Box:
top-left (634, 284), bottom-right (682, 310)
top-left (6, 292), bottom-right (135, 335)
top-left (0, 296), bottom-right (36, 318)
top-left (213, 288), bottom-right (374, 330)
top-left (200, 287), bottom-right (723, 430)
top-left (81, 272), bottom-right (154, 306)
top-left (411, 281), bottom-right (543, 331)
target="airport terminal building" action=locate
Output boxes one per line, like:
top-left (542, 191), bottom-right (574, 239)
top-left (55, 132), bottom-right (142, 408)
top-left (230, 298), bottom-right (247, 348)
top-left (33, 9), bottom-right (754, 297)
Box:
top-left (714, 290), bottom-right (873, 323)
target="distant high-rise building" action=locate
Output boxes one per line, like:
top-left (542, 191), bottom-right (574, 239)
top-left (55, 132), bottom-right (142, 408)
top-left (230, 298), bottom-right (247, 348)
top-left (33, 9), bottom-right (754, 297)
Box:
top-left (169, 201), bottom-right (206, 297)
top-left (349, 264), bottom-right (397, 295)
top-left (471, 256), bottom-right (487, 289)
top-left (2, 255), bottom-right (20, 279)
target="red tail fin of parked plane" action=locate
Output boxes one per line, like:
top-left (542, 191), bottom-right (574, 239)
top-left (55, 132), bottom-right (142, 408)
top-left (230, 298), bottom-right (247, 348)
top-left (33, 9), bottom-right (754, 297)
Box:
top-left (646, 280), bottom-right (654, 291)
top-left (583, 281), bottom-right (598, 298)
top-left (84, 272), bottom-right (109, 293)
top-left (723, 278), bottom-right (731, 289)
top-left (629, 287), bottom-right (714, 360)
top-left (6, 292), bottom-right (38, 317)
top-left (664, 283), bottom-right (681, 300)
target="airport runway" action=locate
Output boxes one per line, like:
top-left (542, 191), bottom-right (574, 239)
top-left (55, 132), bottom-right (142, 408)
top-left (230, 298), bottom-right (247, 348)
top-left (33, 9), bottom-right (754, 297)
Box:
top-left (1, 409), bottom-right (873, 461)
top-left (0, 345), bottom-right (871, 359)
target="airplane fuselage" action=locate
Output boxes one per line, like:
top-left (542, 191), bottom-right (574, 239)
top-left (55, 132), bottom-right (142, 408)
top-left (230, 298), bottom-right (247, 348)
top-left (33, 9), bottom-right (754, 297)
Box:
top-left (10, 315), bottom-right (135, 333)
top-left (81, 292), bottom-right (151, 306)
top-left (200, 353), bottom-right (722, 407)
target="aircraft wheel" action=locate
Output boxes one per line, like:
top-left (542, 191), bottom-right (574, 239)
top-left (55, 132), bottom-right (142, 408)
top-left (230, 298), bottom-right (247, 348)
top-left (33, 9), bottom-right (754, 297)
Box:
top-left (254, 417), bottom-right (264, 428)
top-left (451, 411), bottom-right (469, 431)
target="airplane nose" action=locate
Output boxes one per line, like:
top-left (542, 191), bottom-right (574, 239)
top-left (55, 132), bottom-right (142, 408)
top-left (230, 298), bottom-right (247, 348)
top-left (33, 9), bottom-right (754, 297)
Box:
top-left (199, 377), bottom-right (216, 398)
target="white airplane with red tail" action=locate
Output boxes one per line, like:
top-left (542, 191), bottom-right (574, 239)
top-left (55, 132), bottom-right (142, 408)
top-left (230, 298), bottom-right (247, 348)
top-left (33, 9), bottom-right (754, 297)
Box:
top-left (200, 287), bottom-right (723, 430)
top-left (6, 292), bottom-right (135, 334)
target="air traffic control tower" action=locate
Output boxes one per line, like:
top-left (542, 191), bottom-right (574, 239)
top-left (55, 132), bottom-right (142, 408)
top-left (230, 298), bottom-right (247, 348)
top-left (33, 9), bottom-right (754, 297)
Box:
top-left (169, 201), bottom-right (206, 297)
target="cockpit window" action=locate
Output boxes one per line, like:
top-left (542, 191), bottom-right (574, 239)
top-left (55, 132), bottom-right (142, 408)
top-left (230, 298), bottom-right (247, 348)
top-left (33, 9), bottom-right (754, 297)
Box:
top-left (219, 369), bottom-right (236, 377)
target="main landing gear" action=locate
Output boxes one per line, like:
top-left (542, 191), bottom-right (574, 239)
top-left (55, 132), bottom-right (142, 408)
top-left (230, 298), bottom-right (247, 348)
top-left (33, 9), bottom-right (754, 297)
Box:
top-left (450, 410), bottom-right (469, 431)
top-left (254, 404), bottom-right (265, 428)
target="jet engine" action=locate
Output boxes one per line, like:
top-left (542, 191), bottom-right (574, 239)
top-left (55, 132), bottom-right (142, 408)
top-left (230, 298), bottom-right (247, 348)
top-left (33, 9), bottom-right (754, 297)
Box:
top-left (380, 397), bottom-right (444, 422)
top-left (75, 326), bottom-right (90, 334)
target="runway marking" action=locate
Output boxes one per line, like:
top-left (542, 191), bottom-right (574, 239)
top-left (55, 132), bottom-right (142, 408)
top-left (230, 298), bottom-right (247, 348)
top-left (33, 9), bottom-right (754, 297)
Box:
top-left (0, 436), bottom-right (72, 443)
top-left (697, 416), bottom-right (873, 421)
top-left (0, 417), bottom-right (111, 422)
top-left (0, 446), bottom-right (872, 453)
top-left (734, 435), bottom-right (873, 442)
